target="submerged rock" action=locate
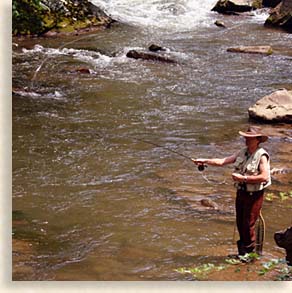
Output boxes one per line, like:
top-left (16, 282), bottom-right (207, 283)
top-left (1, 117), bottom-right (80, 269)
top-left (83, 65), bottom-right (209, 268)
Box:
top-left (200, 199), bottom-right (219, 210)
top-left (75, 68), bottom-right (92, 74)
top-left (248, 89), bottom-right (292, 123)
top-left (264, 0), bottom-right (292, 32)
top-left (126, 50), bottom-right (177, 63)
top-left (227, 45), bottom-right (273, 55)
top-left (148, 44), bottom-right (167, 52)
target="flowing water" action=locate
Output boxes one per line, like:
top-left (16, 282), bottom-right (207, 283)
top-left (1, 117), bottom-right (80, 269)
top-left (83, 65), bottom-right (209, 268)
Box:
top-left (12, 0), bottom-right (292, 280)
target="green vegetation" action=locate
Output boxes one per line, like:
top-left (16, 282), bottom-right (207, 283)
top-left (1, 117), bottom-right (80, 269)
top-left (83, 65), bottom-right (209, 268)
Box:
top-left (265, 190), bottom-right (292, 202)
top-left (12, 0), bottom-right (49, 35)
top-left (12, 0), bottom-right (112, 36)
top-left (258, 258), bottom-right (292, 280)
top-left (175, 253), bottom-right (291, 280)
top-left (252, 0), bottom-right (263, 9)
top-left (225, 252), bottom-right (260, 264)
top-left (175, 263), bottom-right (226, 279)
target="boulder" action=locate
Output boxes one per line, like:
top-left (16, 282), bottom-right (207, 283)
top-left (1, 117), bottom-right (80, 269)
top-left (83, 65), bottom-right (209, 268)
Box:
top-left (126, 50), bottom-right (177, 63)
top-left (12, 0), bottom-right (114, 36)
top-left (227, 45), bottom-right (273, 55)
top-left (262, 0), bottom-right (282, 8)
top-left (248, 89), bottom-right (292, 123)
top-left (265, 0), bottom-right (292, 32)
top-left (274, 226), bottom-right (292, 266)
top-left (212, 0), bottom-right (254, 14)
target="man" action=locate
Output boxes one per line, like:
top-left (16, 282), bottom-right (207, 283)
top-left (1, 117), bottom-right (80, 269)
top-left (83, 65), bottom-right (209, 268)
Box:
top-left (192, 126), bottom-right (271, 256)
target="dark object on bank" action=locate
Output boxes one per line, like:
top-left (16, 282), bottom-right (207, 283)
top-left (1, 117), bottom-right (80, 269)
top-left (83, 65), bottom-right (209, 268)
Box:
top-left (274, 226), bottom-right (292, 266)
top-left (126, 50), bottom-right (177, 63)
top-left (263, 0), bottom-right (282, 8)
top-left (264, 0), bottom-right (292, 32)
top-left (148, 44), bottom-right (166, 52)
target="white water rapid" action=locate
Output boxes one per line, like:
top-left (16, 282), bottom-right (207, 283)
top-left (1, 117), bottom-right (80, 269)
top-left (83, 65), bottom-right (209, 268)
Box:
top-left (91, 0), bottom-right (218, 31)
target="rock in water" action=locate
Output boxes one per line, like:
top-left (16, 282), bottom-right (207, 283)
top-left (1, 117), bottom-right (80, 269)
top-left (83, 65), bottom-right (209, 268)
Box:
top-left (212, 0), bottom-right (253, 14)
top-left (248, 89), bottom-right (292, 123)
top-left (148, 44), bottom-right (166, 52)
top-left (214, 20), bottom-right (226, 28)
top-left (126, 50), bottom-right (177, 63)
top-left (227, 46), bottom-right (273, 55)
top-left (200, 199), bottom-right (219, 210)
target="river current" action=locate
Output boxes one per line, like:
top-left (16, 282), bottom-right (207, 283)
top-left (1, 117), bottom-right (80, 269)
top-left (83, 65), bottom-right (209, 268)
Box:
top-left (12, 0), bottom-right (292, 280)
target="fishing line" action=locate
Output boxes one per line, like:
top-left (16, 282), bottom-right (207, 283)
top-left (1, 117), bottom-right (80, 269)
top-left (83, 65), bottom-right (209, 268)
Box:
top-left (133, 137), bottom-right (226, 185)
top-left (31, 33), bottom-right (99, 88)
top-left (133, 137), bottom-right (193, 161)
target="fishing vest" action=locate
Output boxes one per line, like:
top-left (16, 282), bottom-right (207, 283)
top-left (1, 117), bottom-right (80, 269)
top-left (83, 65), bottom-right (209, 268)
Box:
top-left (234, 147), bottom-right (271, 192)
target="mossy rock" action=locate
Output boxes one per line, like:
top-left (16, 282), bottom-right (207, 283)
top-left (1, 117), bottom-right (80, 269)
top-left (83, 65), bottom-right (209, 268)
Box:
top-left (12, 0), bottom-right (114, 36)
top-left (252, 0), bottom-right (263, 9)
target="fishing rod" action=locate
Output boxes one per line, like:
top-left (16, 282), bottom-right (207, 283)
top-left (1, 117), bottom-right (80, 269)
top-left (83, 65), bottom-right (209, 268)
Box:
top-left (133, 138), bottom-right (195, 162)
top-left (133, 138), bottom-right (228, 184)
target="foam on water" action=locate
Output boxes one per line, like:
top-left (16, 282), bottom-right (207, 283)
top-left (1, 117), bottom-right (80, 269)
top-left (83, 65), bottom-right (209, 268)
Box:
top-left (92, 0), bottom-right (217, 31)
top-left (22, 44), bottom-right (115, 68)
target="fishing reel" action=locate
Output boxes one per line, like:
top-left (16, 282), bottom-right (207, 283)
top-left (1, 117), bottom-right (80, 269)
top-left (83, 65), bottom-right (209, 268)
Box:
top-left (198, 164), bottom-right (207, 172)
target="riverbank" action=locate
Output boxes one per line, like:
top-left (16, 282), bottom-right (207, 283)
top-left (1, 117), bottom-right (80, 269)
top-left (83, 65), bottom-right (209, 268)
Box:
top-left (12, 0), bottom-right (114, 36)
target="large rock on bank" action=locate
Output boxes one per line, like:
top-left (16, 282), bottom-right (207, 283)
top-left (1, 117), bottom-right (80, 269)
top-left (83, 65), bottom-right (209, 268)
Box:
top-left (248, 89), bottom-right (292, 123)
top-left (264, 0), bottom-right (292, 32)
top-left (12, 0), bottom-right (114, 36)
top-left (263, 0), bottom-right (282, 7)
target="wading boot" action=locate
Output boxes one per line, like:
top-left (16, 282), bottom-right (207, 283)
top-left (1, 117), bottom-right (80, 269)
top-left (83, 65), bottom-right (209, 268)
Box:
top-left (237, 240), bottom-right (246, 256)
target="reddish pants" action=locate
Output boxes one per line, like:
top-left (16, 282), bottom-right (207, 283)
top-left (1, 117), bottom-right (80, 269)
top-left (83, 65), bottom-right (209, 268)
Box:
top-left (235, 189), bottom-right (264, 254)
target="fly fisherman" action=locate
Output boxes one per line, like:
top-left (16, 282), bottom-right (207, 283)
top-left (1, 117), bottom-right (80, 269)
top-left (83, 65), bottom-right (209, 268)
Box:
top-left (192, 126), bottom-right (271, 256)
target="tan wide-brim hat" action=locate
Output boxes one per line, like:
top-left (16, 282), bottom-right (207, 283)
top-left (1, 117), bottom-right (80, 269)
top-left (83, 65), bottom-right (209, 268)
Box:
top-left (239, 126), bottom-right (268, 143)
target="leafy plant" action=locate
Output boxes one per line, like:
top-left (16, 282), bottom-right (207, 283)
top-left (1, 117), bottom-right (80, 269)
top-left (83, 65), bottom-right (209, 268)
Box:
top-left (175, 255), bottom-right (291, 280)
top-left (225, 252), bottom-right (260, 264)
top-left (265, 191), bottom-right (292, 202)
top-left (275, 266), bottom-right (292, 281)
top-left (175, 263), bottom-right (226, 279)
top-left (265, 192), bottom-right (276, 202)
top-left (258, 258), bottom-right (283, 275)
top-left (257, 258), bottom-right (291, 280)
top-left (225, 258), bottom-right (241, 265)
top-left (12, 0), bottom-right (48, 35)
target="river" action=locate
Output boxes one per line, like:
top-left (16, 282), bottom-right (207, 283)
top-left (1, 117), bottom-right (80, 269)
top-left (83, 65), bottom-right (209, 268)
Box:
top-left (12, 0), bottom-right (292, 280)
